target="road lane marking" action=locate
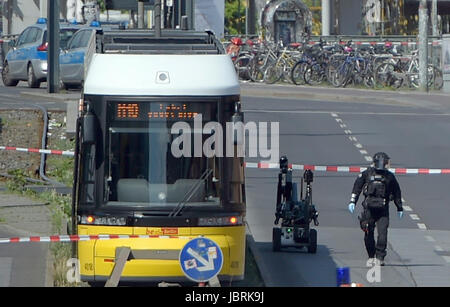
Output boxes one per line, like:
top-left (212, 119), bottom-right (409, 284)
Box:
top-left (355, 143), bottom-right (363, 148)
top-left (365, 156), bottom-right (373, 162)
top-left (344, 130), bottom-right (352, 134)
top-left (417, 223), bottom-right (427, 230)
top-left (359, 149), bottom-right (368, 154)
top-left (409, 214), bottom-right (420, 221)
top-left (425, 236), bottom-right (435, 242)
top-left (435, 245), bottom-right (444, 252)
top-left (403, 205), bottom-right (412, 211)
top-left (331, 113), bottom-right (338, 117)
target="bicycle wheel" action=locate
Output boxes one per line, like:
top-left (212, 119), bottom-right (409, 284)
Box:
top-left (362, 63), bottom-right (375, 88)
top-left (433, 66), bottom-right (443, 90)
top-left (291, 61), bottom-right (307, 85)
top-left (235, 55), bottom-right (253, 80)
top-left (325, 61), bottom-right (340, 87)
top-left (334, 62), bottom-right (352, 88)
top-left (249, 55), bottom-right (266, 83)
top-left (264, 63), bottom-right (283, 84)
top-left (409, 64), bottom-right (435, 89)
top-left (304, 64), bottom-right (324, 86)
top-left (375, 62), bottom-right (402, 89)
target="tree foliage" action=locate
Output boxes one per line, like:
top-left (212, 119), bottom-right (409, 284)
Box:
top-left (225, 0), bottom-right (246, 35)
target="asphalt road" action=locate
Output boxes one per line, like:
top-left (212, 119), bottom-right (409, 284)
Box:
top-left (0, 81), bottom-right (70, 111)
top-left (242, 93), bottom-right (450, 287)
top-left (0, 226), bottom-right (50, 286)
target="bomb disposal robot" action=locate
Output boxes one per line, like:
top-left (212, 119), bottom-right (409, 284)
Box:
top-left (273, 156), bottom-right (319, 253)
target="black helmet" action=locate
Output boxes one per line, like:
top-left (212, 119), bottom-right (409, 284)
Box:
top-left (280, 156), bottom-right (288, 172)
top-left (373, 152), bottom-right (390, 170)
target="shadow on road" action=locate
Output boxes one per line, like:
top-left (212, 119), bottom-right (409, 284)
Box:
top-left (253, 242), bottom-right (339, 287)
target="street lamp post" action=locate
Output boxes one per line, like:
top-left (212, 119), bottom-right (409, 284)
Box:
top-left (155, 0), bottom-right (162, 37)
top-left (419, 0), bottom-right (429, 92)
top-left (47, 0), bottom-right (60, 93)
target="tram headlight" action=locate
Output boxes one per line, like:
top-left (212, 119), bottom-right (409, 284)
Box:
top-left (198, 216), bottom-right (244, 226)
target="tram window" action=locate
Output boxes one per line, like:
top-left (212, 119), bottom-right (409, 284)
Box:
top-left (106, 126), bottom-right (220, 206)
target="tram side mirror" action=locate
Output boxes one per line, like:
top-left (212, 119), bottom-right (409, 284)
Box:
top-left (82, 112), bottom-right (97, 146)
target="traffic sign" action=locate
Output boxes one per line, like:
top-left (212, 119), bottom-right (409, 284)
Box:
top-left (179, 237), bottom-right (223, 282)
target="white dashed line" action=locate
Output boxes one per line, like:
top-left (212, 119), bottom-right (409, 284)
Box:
top-left (417, 223), bottom-right (427, 230)
top-left (331, 113), bottom-right (338, 117)
top-left (344, 130), bottom-right (352, 134)
top-left (435, 245), bottom-right (444, 252)
top-left (409, 214), bottom-right (420, 221)
top-left (425, 236), bottom-right (435, 242)
top-left (359, 149), bottom-right (368, 155)
top-left (403, 205), bottom-right (413, 212)
top-left (340, 124), bottom-right (347, 128)
top-left (335, 118), bottom-right (343, 123)
top-left (365, 156), bottom-right (373, 162)
top-left (355, 143), bottom-right (363, 148)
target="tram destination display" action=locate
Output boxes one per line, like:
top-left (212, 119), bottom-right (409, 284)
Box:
top-left (112, 102), bottom-right (213, 121)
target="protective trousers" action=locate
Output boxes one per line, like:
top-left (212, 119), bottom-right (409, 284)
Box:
top-left (362, 208), bottom-right (389, 260)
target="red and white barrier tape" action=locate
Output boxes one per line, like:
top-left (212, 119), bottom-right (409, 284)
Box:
top-left (244, 162), bottom-right (450, 175)
top-left (0, 146), bottom-right (74, 157)
top-left (311, 41), bottom-right (440, 47)
top-left (2, 145), bottom-right (449, 175)
top-left (0, 234), bottom-right (190, 244)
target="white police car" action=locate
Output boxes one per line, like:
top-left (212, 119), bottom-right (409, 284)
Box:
top-left (2, 18), bottom-right (80, 88)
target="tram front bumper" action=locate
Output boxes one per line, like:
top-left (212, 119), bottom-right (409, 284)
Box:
top-left (77, 226), bottom-right (245, 283)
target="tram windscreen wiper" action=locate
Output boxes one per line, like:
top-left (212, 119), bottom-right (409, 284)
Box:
top-left (168, 168), bottom-right (213, 217)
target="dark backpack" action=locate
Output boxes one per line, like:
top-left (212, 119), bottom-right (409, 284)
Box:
top-left (363, 169), bottom-right (387, 210)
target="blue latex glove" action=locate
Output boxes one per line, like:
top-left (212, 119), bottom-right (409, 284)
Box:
top-left (398, 211), bottom-right (403, 219)
top-left (348, 203), bottom-right (355, 214)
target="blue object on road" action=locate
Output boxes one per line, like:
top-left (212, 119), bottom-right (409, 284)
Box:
top-left (179, 237), bottom-right (223, 283)
top-left (336, 267), bottom-right (350, 286)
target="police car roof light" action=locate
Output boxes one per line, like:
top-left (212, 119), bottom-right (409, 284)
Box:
top-left (90, 21), bottom-right (100, 27)
top-left (37, 18), bottom-right (47, 24)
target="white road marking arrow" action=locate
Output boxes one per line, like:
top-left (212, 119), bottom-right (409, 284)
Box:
top-left (187, 247), bottom-right (214, 272)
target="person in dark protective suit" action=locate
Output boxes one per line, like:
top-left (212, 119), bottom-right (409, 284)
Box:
top-left (347, 152), bottom-right (403, 266)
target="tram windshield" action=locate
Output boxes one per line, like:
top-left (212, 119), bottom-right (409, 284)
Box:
top-left (105, 101), bottom-right (220, 208)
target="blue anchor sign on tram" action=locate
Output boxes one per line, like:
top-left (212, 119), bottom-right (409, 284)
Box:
top-left (179, 237), bottom-right (223, 282)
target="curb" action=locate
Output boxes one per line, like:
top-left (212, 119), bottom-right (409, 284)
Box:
top-left (245, 227), bottom-right (271, 287)
top-left (241, 87), bottom-right (403, 106)
top-left (240, 83), bottom-right (450, 105)
top-left (20, 91), bottom-right (80, 102)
